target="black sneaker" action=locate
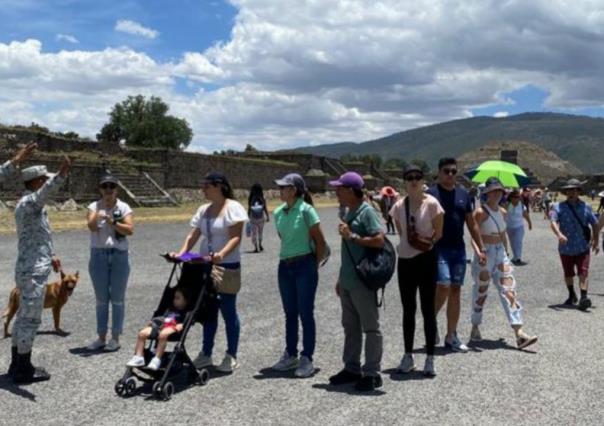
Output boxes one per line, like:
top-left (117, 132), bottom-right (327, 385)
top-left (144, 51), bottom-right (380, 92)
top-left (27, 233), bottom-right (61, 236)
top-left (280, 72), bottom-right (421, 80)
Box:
top-left (354, 374), bottom-right (382, 392)
top-left (578, 297), bottom-right (592, 311)
top-left (563, 295), bottom-right (578, 306)
top-left (329, 369), bottom-right (362, 385)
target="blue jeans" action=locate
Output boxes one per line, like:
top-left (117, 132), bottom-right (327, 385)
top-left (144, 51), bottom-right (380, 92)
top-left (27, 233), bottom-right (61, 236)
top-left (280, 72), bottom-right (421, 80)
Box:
top-left (506, 226), bottom-right (525, 261)
top-left (278, 254), bottom-right (319, 360)
top-left (203, 293), bottom-right (240, 358)
top-left (89, 248), bottom-right (130, 336)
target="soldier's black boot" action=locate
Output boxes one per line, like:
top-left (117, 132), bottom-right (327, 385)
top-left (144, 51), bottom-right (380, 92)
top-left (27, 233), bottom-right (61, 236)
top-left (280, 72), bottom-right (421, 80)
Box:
top-left (7, 346), bottom-right (18, 377)
top-left (13, 351), bottom-right (51, 384)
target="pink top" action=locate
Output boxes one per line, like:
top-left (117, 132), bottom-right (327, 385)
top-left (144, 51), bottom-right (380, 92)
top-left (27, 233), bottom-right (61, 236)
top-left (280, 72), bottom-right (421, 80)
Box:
top-left (389, 194), bottom-right (444, 259)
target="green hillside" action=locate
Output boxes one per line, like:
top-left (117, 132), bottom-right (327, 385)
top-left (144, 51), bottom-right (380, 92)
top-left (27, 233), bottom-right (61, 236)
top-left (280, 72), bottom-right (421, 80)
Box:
top-left (290, 113), bottom-right (604, 172)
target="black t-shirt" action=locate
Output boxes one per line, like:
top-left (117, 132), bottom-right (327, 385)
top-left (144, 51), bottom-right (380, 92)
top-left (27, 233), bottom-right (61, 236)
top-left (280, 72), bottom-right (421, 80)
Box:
top-left (427, 184), bottom-right (472, 249)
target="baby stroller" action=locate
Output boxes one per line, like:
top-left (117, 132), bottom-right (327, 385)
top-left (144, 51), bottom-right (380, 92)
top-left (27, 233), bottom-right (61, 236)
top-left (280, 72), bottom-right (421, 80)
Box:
top-left (114, 254), bottom-right (217, 401)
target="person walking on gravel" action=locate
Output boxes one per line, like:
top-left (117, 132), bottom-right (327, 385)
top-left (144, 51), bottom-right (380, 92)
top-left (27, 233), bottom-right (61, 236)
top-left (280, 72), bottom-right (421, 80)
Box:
top-left (9, 156), bottom-right (72, 383)
top-left (248, 183), bottom-right (269, 253)
top-left (427, 158), bottom-right (485, 353)
top-left (469, 177), bottom-right (538, 350)
top-left (505, 188), bottom-right (532, 266)
top-left (549, 179), bottom-right (599, 311)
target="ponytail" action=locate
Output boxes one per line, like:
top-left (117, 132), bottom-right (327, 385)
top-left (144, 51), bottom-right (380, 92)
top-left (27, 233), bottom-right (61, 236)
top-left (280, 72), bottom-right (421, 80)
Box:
top-left (303, 190), bottom-right (314, 206)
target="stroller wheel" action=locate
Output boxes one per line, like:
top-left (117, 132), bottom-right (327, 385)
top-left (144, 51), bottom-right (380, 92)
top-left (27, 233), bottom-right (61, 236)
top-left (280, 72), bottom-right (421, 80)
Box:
top-left (125, 377), bottom-right (136, 395)
top-left (162, 381), bottom-right (175, 401)
top-left (114, 380), bottom-right (126, 396)
top-left (198, 369), bottom-right (210, 386)
top-left (152, 381), bottom-right (162, 398)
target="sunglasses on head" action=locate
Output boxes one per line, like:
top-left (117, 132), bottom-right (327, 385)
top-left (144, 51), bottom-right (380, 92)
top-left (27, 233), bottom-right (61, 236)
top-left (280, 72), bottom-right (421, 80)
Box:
top-left (404, 174), bottom-right (423, 182)
top-left (101, 183), bottom-right (116, 189)
top-left (442, 168), bottom-right (457, 176)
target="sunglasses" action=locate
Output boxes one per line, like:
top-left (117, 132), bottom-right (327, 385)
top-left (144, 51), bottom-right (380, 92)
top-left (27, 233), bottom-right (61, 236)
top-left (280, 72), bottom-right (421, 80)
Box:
top-left (101, 183), bottom-right (116, 189)
top-left (441, 168), bottom-right (457, 176)
top-left (404, 174), bottom-right (423, 182)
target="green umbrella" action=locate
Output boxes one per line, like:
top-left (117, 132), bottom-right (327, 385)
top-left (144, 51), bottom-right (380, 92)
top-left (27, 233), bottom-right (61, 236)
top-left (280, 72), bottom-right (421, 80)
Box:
top-left (464, 160), bottom-right (529, 188)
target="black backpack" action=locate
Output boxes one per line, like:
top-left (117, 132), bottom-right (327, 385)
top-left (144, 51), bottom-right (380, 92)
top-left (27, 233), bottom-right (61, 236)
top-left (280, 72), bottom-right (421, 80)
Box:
top-left (343, 206), bottom-right (397, 306)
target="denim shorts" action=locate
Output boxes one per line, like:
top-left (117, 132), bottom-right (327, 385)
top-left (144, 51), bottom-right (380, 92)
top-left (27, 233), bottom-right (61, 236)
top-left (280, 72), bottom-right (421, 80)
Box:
top-left (436, 247), bottom-right (467, 286)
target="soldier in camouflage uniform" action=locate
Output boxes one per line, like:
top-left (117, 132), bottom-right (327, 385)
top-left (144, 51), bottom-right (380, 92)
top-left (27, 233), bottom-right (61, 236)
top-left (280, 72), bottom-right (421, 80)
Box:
top-left (9, 155), bottom-right (72, 384)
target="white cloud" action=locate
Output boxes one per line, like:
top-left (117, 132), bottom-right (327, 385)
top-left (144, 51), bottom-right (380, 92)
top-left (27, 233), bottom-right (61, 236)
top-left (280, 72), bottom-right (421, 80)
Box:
top-left (3, 1), bottom-right (604, 153)
top-left (56, 34), bottom-right (79, 44)
top-left (494, 111), bottom-right (509, 118)
top-left (115, 19), bottom-right (159, 39)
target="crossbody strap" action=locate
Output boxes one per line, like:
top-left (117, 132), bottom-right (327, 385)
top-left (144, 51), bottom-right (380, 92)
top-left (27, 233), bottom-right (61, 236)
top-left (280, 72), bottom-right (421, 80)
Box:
top-left (565, 201), bottom-right (587, 229)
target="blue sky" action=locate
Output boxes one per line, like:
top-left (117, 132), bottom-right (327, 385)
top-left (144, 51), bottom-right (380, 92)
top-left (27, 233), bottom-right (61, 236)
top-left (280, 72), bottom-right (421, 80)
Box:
top-left (1, 1), bottom-right (604, 151)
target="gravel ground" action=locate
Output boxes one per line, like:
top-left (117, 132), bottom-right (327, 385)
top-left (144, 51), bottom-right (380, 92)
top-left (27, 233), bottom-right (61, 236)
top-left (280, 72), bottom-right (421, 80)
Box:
top-left (1, 207), bottom-right (603, 425)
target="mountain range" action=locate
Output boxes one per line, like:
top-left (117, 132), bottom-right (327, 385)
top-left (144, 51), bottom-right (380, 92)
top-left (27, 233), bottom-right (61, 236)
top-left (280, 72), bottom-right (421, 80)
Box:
top-left (290, 112), bottom-right (604, 173)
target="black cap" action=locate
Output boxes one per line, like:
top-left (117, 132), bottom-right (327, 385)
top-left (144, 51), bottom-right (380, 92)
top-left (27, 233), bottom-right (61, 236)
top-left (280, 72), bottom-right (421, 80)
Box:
top-left (403, 164), bottom-right (424, 178)
top-left (99, 174), bottom-right (118, 185)
top-left (202, 172), bottom-right (229, 185)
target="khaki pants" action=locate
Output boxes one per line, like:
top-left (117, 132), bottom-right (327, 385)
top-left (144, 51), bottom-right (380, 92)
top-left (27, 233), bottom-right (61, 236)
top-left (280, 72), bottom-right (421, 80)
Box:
top-left (340, 285), bottom-right (382, 376)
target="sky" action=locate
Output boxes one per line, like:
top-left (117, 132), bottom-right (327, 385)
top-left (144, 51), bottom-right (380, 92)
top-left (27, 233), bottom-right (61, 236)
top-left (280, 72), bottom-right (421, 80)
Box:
top-left (1, 0), bottom-right (604, 153)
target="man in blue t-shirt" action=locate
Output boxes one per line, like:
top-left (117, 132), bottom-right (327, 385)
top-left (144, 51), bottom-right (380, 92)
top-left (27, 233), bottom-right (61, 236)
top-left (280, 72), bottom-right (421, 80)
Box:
top-left (550, 179), bottom-right (599, 311)
top-left (427, 158), bottom-right (486, 352)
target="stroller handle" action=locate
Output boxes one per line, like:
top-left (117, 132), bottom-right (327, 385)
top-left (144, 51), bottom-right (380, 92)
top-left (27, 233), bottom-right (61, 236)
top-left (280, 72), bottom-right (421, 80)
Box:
top-left (160, 252), bottom-right (211, 264)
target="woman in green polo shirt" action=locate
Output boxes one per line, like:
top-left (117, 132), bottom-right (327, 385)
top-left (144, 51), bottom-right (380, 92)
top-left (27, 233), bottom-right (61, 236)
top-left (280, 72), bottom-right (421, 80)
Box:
top-left (271, 173), bottom-right (326, 378)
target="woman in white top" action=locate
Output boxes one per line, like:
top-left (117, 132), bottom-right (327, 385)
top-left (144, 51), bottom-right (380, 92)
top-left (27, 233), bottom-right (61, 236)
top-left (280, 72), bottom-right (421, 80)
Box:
top-left (505, 189), bottom-right (532, 266)
top-left (470, 177), bottom-right (537, 350)
top-left (86, 175), bottom-right (134, 352)
top-left (172, 172), bottom-right (248, 374)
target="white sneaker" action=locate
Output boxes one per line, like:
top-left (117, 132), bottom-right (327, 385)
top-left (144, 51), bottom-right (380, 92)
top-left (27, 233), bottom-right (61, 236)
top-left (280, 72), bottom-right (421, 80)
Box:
top-left (271, 351), bottom-right (299, 371)
top-left (193, 352), bottom-right (213, 369)
top-left (86, 338), bottom-right (106, 351)
top-left (294, 356), bottom-right (314, 378)
top-left (445, 333), bottom-right (469, 353)
top-left (423, 356), bottom-right (436, 377)
top-left (147, 356), bottom-right (162, 371)
top-left (216, 353), bottom-right (239, 373)
top-left (105, 338), bottom-right (121, 352)
top-left (470, 325), bottom-right (482, 342)
top-left (126, 355), bottom-right (145, 367)
top-left (396, 354), bottom-right (415, 373)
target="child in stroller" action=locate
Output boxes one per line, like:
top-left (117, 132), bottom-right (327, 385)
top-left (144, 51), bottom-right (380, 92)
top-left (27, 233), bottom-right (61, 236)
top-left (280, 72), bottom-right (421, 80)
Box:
top-left (126, 287), bottom-right (188, 370)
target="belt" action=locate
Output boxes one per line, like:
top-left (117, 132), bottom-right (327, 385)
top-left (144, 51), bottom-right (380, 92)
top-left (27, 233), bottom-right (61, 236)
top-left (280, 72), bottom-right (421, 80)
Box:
top-left (280, 253), bottom-right (313, 264)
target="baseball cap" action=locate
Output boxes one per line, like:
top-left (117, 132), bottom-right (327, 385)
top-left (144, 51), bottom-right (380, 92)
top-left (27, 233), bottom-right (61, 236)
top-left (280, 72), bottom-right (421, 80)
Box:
top-left (99, 174), bottom-right (118, 185)
top-left (201, 172), bottom-right (229, 186)
top-left (329, 171), bottom-right (364, 190)
top-left (274, 173), bottom-right (306, 192)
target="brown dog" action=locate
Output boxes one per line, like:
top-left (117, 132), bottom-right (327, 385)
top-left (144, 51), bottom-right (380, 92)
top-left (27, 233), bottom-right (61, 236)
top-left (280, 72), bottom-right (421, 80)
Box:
top-left (2, 270), bottom-right (79, 338)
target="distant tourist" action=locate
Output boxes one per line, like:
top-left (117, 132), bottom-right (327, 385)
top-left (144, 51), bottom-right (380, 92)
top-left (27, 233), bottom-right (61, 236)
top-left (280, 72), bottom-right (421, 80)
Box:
top-left (379, 186), bottom-right (397, 234)
top-left (248, 183), bottom-right (269, 253)
top-left (598, 193), bottom-right (604, 215)
top-left (470, 177), bottom-right (538, 350)
top-left (505, 189), bottom-right (532, 266)
top-left (86, 175), bottom-right (134, 353)
top-left (271, 173), bottom-right (327, 378)
top-left (590, 189), bottom-right (596, 201)
top-left (542, 191), bottom-right (552, 219)
top-left (549, 179), bottom-right (599, 311)
top-left (427, 158), bottom-right (485, 353)
top-left (172, 172), bottom-right (248, 373)
top-left (389, 165), bottom-right (444, 376)
top-left (328, 172), bottom-right (385, 392)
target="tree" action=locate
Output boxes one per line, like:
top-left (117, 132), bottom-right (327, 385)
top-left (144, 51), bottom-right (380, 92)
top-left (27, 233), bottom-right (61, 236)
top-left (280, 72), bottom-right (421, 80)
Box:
top-left (97, 95), bottom-right (193, 149)
top-left (383, 157), bottom-right (408, 170)
top-left (244, 144), bottom-right (259, 153)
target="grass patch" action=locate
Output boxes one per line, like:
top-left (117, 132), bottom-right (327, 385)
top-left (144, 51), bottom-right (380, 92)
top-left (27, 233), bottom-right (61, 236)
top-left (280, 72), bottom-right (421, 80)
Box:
top-left (0, 199), bottom-right (338, 235)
